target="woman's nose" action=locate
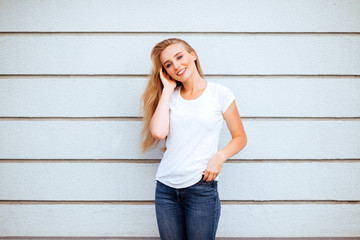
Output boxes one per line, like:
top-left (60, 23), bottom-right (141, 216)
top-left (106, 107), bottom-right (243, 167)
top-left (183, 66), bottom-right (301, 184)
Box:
top-left (173, 61), bottom-right (180, 69)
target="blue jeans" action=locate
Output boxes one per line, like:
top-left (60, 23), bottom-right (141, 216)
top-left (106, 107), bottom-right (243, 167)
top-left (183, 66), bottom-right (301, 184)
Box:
top-left (155, 178), bottom-right (221, 240)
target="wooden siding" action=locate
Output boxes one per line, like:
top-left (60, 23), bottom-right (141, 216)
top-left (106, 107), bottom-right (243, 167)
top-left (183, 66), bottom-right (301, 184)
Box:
top-left (0, 0), bottom-right (359, 238)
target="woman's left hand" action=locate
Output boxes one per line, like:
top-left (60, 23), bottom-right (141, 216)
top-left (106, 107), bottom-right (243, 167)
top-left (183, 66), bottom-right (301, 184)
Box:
top-left (202, 151), bottom-right (228, 181)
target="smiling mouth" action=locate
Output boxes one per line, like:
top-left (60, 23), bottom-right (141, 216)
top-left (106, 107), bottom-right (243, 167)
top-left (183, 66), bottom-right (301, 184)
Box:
top-left (177, 68), bottom-right (186, 76)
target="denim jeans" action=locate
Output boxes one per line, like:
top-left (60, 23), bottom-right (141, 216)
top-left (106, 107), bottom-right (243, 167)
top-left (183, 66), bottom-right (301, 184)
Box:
top-left (155, 178), bottom-right (221, 240)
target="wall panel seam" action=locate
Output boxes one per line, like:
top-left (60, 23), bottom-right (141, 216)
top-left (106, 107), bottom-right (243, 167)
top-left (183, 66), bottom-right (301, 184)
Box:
top-left (1, 117), bottom-right (360, 120)
top-left (1, 32), bottom-right (360, 35)
top-left (0, 159), bottom-right (359, 163)
top-left (0, 200), bottom-right (359, 205)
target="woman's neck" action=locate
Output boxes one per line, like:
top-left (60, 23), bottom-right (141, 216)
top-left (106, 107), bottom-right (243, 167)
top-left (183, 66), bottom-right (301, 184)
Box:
top-left (181, 71), bottom-right (206, 94)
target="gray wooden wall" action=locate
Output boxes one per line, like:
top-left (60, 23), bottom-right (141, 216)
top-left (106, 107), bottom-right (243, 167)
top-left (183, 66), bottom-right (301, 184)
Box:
top-left (0, 0), bottom-right (359, 238)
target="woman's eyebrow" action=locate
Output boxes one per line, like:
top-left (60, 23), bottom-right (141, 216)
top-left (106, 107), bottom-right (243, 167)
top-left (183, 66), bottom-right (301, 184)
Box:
top-left (163, 52), bottom-right (182, 65)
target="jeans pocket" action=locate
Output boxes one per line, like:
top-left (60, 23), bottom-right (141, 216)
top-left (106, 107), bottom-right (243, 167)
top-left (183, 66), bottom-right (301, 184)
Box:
top-left (197, 178), bottom-right (215, 185)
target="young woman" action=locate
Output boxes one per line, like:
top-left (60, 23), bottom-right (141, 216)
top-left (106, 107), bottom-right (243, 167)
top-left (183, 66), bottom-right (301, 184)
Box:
top-left (140, 38), bottom-right (247, 240)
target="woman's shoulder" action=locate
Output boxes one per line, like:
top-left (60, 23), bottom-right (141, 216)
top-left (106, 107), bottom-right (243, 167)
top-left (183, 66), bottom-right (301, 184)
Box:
top-left (205, 81), bottom-right (222, 96)
top-left (207, 81), bottom-right (228, 92)
top-left (208, 81), bottom-right (235, 101)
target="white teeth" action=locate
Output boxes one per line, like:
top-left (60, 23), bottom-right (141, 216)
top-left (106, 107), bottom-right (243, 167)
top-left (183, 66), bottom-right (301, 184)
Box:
top-left (177, 68), bottom-right (186, 75)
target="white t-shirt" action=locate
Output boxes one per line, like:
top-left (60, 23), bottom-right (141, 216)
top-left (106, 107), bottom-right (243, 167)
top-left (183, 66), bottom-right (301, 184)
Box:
top-left (155, 81), bottom-right (236, 189)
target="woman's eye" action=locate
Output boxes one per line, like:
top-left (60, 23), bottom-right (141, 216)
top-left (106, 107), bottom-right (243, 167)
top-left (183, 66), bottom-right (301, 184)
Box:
top-left (165, 56), bottom-right (181, 68)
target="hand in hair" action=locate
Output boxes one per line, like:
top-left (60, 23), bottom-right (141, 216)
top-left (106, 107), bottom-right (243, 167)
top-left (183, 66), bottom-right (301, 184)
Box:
top-left (159, 67), bottom-right (177, 90)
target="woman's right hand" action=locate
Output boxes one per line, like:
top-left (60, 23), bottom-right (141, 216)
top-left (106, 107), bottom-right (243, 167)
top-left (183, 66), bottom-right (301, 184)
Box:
top-left (159, 67), bottom-right (177, 90)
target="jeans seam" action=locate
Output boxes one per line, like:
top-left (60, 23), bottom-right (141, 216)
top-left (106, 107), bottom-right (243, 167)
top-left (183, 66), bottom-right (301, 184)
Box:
top-left (211, 188), bottom-right (218, 239)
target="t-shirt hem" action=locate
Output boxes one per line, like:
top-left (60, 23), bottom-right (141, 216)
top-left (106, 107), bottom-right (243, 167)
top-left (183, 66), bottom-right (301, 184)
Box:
top-left (156, 174), bottom-right (219, 189)
top-left (156, 175), bottom-right (203, 189)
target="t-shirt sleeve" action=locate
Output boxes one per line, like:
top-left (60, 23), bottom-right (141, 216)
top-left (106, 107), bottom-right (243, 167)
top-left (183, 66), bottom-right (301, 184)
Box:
top-left (218, 84), bottom-right (236, 114)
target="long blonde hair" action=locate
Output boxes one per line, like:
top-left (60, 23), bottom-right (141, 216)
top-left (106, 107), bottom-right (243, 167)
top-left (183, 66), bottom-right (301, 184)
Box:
top-left (139, 38), bottom-right (205, 153)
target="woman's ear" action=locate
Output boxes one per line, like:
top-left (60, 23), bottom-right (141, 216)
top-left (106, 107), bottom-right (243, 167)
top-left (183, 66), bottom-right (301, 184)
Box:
top-left (191, 51), bottom-right (197, 61)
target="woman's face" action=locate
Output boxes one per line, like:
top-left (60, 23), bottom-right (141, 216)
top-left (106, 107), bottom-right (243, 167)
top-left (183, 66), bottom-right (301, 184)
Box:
top-left (159, 43), bottom-right (197, 82)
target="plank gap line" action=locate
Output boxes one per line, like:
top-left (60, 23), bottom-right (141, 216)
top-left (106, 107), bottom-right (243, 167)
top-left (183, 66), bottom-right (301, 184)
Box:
top-left (0, 200), bottom-right (359, 205)
top-left (0, 117), bottom-right (359, 121)
top-left (0, 159), bottom-right (359, 163)
top-left (0, 32), bottom-right (360, 36)
top-left (0, 74), bottom-right (359, 78)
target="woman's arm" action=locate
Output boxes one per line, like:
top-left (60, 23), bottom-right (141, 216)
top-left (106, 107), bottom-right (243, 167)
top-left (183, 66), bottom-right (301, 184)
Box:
top-left (149, 87), bottom-right (174, 140)
top-left (219, 100), bottom-right (247, 158)
top-left (203, 100), bottom-right (247, 181)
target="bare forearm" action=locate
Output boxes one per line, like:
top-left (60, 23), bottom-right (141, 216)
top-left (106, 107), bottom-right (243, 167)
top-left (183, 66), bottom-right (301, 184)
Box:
top-left (218, 136), bottom-right (247, 162)
top-left (149, 87), bottom-right (174, 139)
top-left (203, 135), bottom-right (247, 181)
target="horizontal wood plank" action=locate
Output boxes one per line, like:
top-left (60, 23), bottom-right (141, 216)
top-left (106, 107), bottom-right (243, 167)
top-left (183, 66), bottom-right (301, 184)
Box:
top-left (0, 35), bottom-right (359, 75)
top-left (0, 0), bottom-right (359, 32)
top-left (0, 77), bottom-right (359, 117)
top-left (0, 162), bottom-right (359, 201)
top-left (0, 204), bottom-right (359, 237)
top-left (0, 120), bottom-right (359, 159)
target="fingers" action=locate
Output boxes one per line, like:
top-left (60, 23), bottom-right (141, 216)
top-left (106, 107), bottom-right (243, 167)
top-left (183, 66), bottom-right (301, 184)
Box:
top-left (202, 171), bottom-right (209, 181)
top-left (209, 173), bottom-right (216, 181)
top-left (202, 170), bottom-right (217, 182)
top-left (204, 173), bottom-right (211, 182)
top-left (159, 67), bottom-right (176, 89)
top-left (159, 67), bottom-right (164, 77)
top-left (159, 67), bottom-right (170, 79)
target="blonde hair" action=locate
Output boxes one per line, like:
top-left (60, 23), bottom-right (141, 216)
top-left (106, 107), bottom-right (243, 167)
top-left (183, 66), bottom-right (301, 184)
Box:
top-left (139, 38), bottom-right (205, 153)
